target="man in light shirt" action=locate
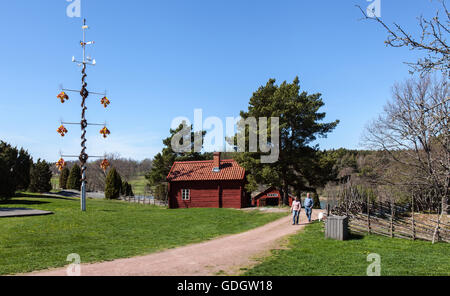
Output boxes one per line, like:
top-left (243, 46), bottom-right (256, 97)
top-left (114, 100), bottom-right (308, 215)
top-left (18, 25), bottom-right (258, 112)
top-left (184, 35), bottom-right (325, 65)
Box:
top-left (291, 197), bottom-right (302, 225)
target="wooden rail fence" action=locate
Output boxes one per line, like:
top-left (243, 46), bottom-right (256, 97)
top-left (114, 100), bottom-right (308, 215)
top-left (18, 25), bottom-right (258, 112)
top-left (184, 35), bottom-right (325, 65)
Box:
top-left (122, 196), bottom-right (168, 207)
top-left (331, 200), bottom-right (449, 243)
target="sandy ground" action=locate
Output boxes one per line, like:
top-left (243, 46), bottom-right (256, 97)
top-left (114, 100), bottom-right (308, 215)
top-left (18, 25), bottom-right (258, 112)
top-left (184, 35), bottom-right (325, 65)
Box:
top-left (28, 209), bottom-right (322, 276)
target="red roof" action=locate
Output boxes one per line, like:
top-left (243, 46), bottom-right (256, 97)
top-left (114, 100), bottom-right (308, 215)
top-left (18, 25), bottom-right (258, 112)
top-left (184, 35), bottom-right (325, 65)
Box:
top-left (253, 187), bottom-right (296, 200)
top-left (167, 159), bottom-right (245, 182)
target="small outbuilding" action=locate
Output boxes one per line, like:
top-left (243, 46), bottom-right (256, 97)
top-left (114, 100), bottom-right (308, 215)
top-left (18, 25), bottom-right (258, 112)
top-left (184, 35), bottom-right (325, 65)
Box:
top-left (167, 153), bottom-right (250, 209)
top-left (252, 187), bottom-right (296, 207)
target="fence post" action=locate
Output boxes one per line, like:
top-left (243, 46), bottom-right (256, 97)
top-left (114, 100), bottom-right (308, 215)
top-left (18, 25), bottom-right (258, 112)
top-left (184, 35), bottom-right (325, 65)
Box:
top-left (432, 204), bottom-right (441, 244)
top-left (390, 201), bottom-right (395, 238)
top-left (411, 195), bottom-right (416, 240)
top-left (367, 195), bottom-right (371, 235)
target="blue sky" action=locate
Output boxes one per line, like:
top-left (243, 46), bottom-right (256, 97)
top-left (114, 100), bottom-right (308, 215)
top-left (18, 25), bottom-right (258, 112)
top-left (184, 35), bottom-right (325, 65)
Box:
top-left (0, 0), bottom-right (438, 161)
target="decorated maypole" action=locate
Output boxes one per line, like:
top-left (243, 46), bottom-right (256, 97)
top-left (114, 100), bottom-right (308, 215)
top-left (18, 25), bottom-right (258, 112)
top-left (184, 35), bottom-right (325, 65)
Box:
top-left (56, 19), bottom-right (111, 211)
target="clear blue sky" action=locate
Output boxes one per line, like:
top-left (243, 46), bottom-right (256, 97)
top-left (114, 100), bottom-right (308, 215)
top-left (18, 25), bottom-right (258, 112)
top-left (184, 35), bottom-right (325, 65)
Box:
top-left (0, 0), bottom-right (437, 161)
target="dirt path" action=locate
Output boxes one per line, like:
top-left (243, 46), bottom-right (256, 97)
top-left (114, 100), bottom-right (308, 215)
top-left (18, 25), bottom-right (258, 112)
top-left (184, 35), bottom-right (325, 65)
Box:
top-left (29, 209), bottom-right (322, 276)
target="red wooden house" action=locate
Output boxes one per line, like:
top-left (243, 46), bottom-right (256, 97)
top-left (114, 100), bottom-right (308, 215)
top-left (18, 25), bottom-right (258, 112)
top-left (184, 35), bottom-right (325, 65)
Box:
top-left (252, 187), bottom-right (296, 207)
top-left (167, 153), bottom-right (250, 209)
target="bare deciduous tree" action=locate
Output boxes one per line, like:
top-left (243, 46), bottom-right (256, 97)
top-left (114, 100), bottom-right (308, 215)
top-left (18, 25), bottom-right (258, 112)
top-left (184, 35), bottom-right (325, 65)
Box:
top-left (364, 76), bottom-right (449, 241)
top-left (357, 1), bottom-right (449, 76)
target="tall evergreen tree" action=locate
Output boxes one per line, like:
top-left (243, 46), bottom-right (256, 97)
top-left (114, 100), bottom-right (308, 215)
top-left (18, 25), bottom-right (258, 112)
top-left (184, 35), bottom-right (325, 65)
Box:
top-left (233, 77), bottom-right (339, 205)
top-left (145, 122), bottom-right (209, 200)
top-left (15, 148), bottom-right (32, 191)
top-left (29, 159), bottom-right (52, 193)
top-left (121, 181), bottom-right (128, 196)
top-left (0, 141), bottom-right (19, 200)
top-left (121, 181), bottom-right (134, 197)
top-left (67, 164), bottom-right (82, 190)
top-left (127, 183), bottom-right (134, 197)
top-left (59, 167), bottom-right (70, 190)
top-left (105, 168), bottom-right (122, 199)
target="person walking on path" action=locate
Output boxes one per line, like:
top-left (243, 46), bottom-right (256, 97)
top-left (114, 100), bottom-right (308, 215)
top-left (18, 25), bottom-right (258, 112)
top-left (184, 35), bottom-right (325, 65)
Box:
top-left (304, 193), bottom-right (314, 222)
top-left (291, 197), bottom-right (302, 225)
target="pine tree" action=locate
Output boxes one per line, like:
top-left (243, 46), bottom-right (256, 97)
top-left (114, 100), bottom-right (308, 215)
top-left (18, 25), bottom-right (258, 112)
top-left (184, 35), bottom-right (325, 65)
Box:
top-left (0, 141), bottom-right (19, 200)
top-left (29, 159), bottom-right (52, 193)
top-left (59, 167), bottom-right (70, 190)
top-left (121, 181), bottom-right (128, 196)
top-left (120, 181), bottom-right (134, 197)
top-left (231, 77), bottom-right (339, 205)
top-left (67, 164), bottom-right (82, 190)
top-left (145, 123), bottom-right (209, 200)
top-left (127, 183), bottom-right (134, 197)
top-left (15, 148), bottom-right (32, 191)
top-left (105, 168), bottom-right (122, 199)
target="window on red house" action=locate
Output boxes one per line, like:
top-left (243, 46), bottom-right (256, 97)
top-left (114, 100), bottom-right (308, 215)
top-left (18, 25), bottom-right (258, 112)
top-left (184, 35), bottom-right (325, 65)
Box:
top-left (182, 189), bottom-right (190, 200)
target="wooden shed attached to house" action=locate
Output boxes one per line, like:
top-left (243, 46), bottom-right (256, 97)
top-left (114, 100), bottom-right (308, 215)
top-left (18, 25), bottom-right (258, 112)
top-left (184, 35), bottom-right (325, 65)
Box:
top-left (252, 187), bottom-right (296, 207)
top-left (167, 153), bottom-right (250, 209)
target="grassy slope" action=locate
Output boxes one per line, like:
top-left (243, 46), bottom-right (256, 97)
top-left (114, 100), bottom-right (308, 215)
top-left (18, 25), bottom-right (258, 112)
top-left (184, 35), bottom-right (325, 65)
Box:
top-left (0, 193), bottom-right (286, 275)
top-left (244, 222), bottom-right (450, 276)
top-left (128, 175), bottom-right (147, 196)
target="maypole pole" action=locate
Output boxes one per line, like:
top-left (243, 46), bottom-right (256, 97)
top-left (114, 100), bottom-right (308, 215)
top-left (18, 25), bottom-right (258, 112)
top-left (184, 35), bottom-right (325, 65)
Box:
top-left (56, 18), bottom-right (111, 212)
top-left (80, 19), bottom-right (89, 212)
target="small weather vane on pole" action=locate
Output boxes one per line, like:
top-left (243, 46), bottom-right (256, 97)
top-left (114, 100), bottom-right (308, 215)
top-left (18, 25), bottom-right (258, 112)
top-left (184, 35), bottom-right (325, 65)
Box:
top-left (57, 19), bottom-right (111, 212)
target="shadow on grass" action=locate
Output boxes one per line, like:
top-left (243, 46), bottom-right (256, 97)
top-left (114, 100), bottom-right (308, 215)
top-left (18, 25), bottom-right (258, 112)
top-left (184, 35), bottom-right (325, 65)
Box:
top-left (51, 191), bottom-right (80, 198)
top-left (348, 232), bottom-right (365, 240)
top-left (16, 193), bottom-right (76, 202)
top-left (0, 199), bottom-right (50, 206)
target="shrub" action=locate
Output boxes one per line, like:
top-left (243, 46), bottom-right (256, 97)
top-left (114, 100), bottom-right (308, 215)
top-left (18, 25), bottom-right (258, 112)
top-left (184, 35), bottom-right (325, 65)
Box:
top-left (121, 181), bottom-right (128, 196)
top-left (59, 167), bottom-right (70, 189)
top-left (29, 159), bottom-right (52, 193)
top-left (153, 183), bottom-right (167, 201)
top-left (121, 181), bottom-right (134, 197)
top-left (0, 142), bottom-right (33, 200)
top-left (105, 168), bottom-right (122, 199)
top-left (0, 141), bottom-right (33, 200)
top-left (15, 148), bottom-right (32, 191)
top-left (0, 142), bottom-right (18, 200)
top-left (67, 164), bottom-right (82, 190)
top-left (125, 183), bottom-right (134, 197)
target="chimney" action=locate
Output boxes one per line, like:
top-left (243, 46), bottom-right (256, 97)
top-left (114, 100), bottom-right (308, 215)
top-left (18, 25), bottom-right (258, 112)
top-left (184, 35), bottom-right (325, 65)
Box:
top-left (213, 152), bottom-right (221, 172)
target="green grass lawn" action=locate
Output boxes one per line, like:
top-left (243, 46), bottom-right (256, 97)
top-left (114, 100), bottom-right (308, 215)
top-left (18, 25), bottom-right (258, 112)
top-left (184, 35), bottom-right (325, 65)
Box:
top-left (0, 193), bottom-right (286, 275)
top-left (128, 175), bottom-right (147, 196)
top-left (244, 222), bottom-right (450, 276)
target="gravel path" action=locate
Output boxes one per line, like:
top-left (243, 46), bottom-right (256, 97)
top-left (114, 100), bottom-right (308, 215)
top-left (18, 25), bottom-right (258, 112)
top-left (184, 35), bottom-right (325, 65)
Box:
top-left (28, 209), bottom-right (322, 276)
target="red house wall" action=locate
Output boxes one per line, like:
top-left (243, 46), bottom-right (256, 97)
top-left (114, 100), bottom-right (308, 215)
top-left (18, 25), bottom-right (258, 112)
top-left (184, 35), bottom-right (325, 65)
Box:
top-left (253, 188), bottom-right (295, 207)
top-left (169, 180), bottom-right (247, 209)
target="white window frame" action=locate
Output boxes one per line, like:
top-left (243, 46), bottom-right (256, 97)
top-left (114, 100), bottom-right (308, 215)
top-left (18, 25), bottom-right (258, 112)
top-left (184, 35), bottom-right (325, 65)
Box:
top-left (182, 189), bottom-right (190, 201)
